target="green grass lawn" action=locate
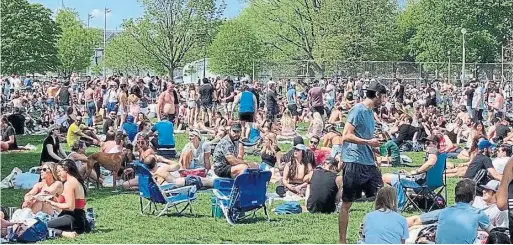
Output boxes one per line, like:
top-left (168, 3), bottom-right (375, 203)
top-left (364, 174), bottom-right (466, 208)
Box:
top-left (0, 134), bottom-right (465, 244)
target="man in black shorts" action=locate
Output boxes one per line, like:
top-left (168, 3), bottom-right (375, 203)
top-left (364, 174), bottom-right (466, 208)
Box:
top-left (233, 85), bottom-right (257, 136)
top-left (199, 78), bottom-right (214, 124)
top-left (338, 81), bottom-right (387, 243)
top-left (212, 123), bottom-right (255, 178)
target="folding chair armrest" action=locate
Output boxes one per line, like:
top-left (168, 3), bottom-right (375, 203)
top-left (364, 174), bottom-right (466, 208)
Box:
top-left (164, 185), bottom-right (196, 195)
top-left (160, 183), bottom-right (176, 191)
top-left (212, 189), bottom-right (230, 200)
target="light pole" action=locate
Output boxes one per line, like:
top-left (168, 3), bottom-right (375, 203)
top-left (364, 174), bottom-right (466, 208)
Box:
top-left (461, 28), bottom-right (467, 88)
top-left (87, 13), bottom-right (93, 28)
top-left (448, 51), bottom-right (451, 84)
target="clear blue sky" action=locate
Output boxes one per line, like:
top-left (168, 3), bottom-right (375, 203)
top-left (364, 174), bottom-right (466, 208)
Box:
top-left (28, 0), bottom-right (246, 29)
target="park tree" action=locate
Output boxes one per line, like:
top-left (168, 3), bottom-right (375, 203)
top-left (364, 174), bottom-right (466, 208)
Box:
top-left (1, 0), bottom-right (59, 75)
top-left (208, 20), bottom-right (263, 76)
top-left (123, 0), bottom-right (225, 78)
top-left (402, 0), bottom-right (513, 65)
top-left (55, 8), bottom-right (101, 78)
top-left (104, 31), bottom-right (153, 75)
top-left (244, 0), bottom-right (401, 76)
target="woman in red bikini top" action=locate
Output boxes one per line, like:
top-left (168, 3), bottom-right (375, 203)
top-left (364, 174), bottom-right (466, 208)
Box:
top-left (45, 159), bottom-right (88, 238)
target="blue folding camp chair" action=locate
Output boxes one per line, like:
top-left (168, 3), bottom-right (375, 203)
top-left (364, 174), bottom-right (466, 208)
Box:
top-left (212, 169), bottom-right (272, 225)
top-left (135, 162), bottom-right (197, 217)
top-left (398, 153), bottom-right (447, 212)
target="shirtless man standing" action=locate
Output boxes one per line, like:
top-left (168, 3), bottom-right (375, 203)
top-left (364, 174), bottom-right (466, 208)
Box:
top-left (157, 81), bottom-right (176, 122)
top-left (118, 81), bottom-right (129, 129)
top-left (85, 82), bottom-right (97, 127)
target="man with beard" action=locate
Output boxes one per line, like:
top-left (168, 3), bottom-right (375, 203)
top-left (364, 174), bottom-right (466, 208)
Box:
top-left (157, 81), bottom-right (176, 122)
top-left (212, 123), bottom-right (256, 178)
top-left (339, 81), bottom-right (386, 244)
top-left (464, 139), bottom-right (502, 185)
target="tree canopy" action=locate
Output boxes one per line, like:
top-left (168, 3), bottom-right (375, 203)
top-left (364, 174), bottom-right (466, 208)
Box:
top-left (1, 0), bottom-right (59, 75)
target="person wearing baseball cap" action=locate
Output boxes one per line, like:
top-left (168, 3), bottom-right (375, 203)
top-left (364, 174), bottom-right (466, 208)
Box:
top-left (179, 129), bottom-right (211, 170)
top-left (212, 122), bottom-right (256, 178)
top-left (463, 139), bottom-right (502, 184)
top-left (338, 79), bottom-right (388, 244)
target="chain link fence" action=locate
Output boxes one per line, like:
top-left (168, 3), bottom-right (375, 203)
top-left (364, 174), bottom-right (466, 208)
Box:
top-left (255, 60), bottom-right (513, 86)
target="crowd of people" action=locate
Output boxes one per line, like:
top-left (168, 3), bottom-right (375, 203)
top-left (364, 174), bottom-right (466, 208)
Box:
top-left (2, 72), bottom-right (513, 244)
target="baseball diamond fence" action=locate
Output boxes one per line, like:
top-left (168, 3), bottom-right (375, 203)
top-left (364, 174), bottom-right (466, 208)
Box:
top-left (254, 60), bottom-right (513, 86)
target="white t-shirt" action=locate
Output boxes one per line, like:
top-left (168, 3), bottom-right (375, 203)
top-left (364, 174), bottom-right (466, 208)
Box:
top-left (492, 157), bottom-right (509, 174)
top-left (472, 196), bottom-right (508, 228)
top-left (13, 77), bottom-right (22, 89)
top-left (183, 141), bottom-right (211, 169)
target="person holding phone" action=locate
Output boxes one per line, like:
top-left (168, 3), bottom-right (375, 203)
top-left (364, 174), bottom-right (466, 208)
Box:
top-left (338, 81), bottom-right (387, 244)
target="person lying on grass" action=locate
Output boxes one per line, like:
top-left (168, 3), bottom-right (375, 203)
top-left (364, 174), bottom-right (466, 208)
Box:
top-left (382, 134), bottom-right (439, 186)
top-left (305, 157), bottom-right (342, 214)
top-left (22, 162), bottom-right (63, 216)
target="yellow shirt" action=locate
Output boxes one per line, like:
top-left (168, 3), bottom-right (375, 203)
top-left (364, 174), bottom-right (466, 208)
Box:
top-left (67, 123), bottom-right (85, 147)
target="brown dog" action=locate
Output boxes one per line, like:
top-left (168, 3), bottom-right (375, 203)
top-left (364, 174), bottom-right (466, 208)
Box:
top-left (85, 150), bottom-right (133, 190)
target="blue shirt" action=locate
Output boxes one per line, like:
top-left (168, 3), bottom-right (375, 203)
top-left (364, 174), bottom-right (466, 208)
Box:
top-left (436, 202), bottom-right (491, 244)
top-left (341, 103), bottom-right (375, 165)
top-left (122, 122), bottom-right (138, 142)
top-left (287, 88), bottom-right (296, 105)
top-left (24, 78), bottom-right (32, 88)
top-left (363, 210), bottom-right (408, 244)
top-left (151, 120), bottom-right (175, 146)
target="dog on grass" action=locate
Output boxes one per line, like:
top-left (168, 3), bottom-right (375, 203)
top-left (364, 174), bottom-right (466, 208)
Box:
top-left (85, 149), bottom-right (134, 190)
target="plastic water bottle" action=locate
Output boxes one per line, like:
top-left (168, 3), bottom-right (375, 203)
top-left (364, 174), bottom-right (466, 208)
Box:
top-left (86, 208), bottom-right (95, 230)
top-left (7, 226), bottom-right (14, 241)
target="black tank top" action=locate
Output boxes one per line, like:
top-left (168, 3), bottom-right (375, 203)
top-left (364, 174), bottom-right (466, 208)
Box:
top-left (306, 169), bottom-right (338, 213)
top-left (59, 86), bottom-right (70, 105)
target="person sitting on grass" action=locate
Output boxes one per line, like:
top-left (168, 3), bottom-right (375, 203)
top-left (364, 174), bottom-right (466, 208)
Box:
top-left (307, 112), bottom-right (324, 138)
top-left (376, 131), bottom-right (401, 167)
top-left (435, 179), bottom-right (493, 244)
top-left (212, 123), bottom-right (257, 178)
top-left (278, 110), bottom-right (298, 140)
top-left (308, 135), bottom-right (331, 167)
top-left (66, 116), bottom-right (99, 148)
top-left (22, 162), bottom-right (63, 216)
top-left (149, 113), bottom-right (176, 155)
top-left (445, 137), bottom-right (479, 177)
top-left (121, 115), bottom-right (138, 142)
top-left (40, 126), bottom-right (67, 165)
top-left (179, 129), bottom-right (211, 170)
top-left (259, 132), bottom-right (281, 171)
top-left (46, 159), bottom-right (90, 239)
top-left (362, 186), bottom-right (408, 244)
top-left (280, 144), bottom-right (313, 197)
top-left (382, 134), bottom-right (439, 186)
top-left (305, 157), bottom-right (342, 214)
top-left (407, 180), bottom-right (507, 230)
top-left (463, 139), bottom-right (502, 185)
top-left (68, 140), bottom-right (104, 185)
top-left (0, 117), bottom-right (18, 151)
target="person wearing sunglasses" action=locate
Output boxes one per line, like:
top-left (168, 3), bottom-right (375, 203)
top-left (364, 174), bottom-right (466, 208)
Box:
top-left (22, 162), bottom-right (63, 216)
top-left (308, 135), bottom-right (331, 168)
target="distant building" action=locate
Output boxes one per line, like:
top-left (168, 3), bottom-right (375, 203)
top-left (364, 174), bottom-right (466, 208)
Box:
top-left (182, 58), bottom-right (219, 84)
